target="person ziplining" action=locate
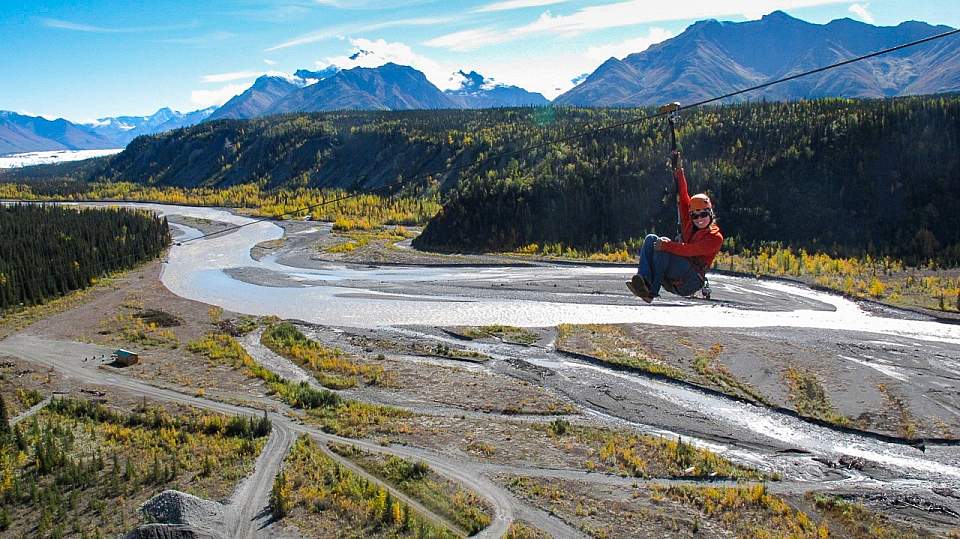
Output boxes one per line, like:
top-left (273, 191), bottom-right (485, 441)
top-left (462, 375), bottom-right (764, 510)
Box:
top-left (627, 149), bottom-right (723, 303)
top-left (627, 102), bottom-right (722, 302)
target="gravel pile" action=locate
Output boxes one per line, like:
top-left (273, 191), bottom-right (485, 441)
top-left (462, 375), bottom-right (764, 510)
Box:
top-left (124, 523), bottom-right (220, 539)
top-left (131, 490), bottom-right (228, 539)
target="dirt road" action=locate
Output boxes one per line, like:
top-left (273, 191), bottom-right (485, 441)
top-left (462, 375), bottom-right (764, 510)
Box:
top-left (0, 333), bottom-right (579, 538)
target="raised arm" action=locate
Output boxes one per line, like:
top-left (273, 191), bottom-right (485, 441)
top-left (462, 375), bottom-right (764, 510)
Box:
top-left (673, 152), bottom-right (691, 231)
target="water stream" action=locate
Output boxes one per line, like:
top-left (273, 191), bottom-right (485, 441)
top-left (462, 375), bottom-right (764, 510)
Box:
top-left (94, 203), bottom-right (960, 490)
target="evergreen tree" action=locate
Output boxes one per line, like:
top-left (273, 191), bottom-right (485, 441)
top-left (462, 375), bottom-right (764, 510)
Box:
top-left (0, 394), bottom-right (10, 436)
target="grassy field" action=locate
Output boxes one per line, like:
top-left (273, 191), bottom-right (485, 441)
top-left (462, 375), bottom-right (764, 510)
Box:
top-left (0, 397), bottom-right (268, 537)
top-left (272, 435), bottom-right (457, 538)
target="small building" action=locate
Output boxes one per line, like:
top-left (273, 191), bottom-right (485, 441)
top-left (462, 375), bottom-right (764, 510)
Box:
top-left (114, 349), bottom-right (139, 367)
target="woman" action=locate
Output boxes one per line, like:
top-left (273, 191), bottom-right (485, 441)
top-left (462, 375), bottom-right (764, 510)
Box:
top-left (628, 151), bottom-right (723, 303)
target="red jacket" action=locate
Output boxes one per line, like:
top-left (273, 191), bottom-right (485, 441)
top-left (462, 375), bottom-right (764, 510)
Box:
top-left (660, 167), bottom-right (723, 275)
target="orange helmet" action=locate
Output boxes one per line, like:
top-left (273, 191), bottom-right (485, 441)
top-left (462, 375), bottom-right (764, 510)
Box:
top-left (690, 194), bottom-right (713, 211)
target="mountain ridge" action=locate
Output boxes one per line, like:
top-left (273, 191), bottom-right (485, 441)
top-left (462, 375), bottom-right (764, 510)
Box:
top-left (555, 11), bottom-right (959, 106)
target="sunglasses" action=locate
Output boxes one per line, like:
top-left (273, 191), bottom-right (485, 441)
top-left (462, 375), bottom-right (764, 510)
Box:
top-left (690, 211), bottom-right (712, 219)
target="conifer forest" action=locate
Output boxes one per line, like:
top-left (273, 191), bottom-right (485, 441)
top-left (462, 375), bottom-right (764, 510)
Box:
top-left (0, 204), bottom-right (170, 309)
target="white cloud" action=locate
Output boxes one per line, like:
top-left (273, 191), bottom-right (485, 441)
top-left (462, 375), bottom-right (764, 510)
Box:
top-left (848, 3), bottom-right (875, 24)
top-left (264, 59), bottom-right (277, 65)
top-left (423, 28), bottom-right (505, 51)
top-left (201, 71), bottom-right (265, 83)
top-left (41, 17), bottom-right (198, 33)
top-left (266, 28), bottom-right (343, 51)
top-left (200, 70), bottom-right (298, 84)
top-left (471, 54), bottom-right (597, 99)
top-left (307, 29), bottom-right (671, 100)
top-left (266, 16), bottom-right (452, 51)
top-left (426, 0), bottom-right (849, 50)
top-left (316, 38), bottom-right (462, 90)
top-left (453, 28), bottom-right (672, 99)
top-left (190, 83), bottom-right (247, 107)
top-left (474, 0), bottom-right (568, 13)
top-left (584, 27), bottom-right (673, 61)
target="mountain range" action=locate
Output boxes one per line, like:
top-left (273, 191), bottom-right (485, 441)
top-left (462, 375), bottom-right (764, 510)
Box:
top-left (0, 107), bottom-right (216, 156)
top-left (208, 65), bottom-right (548, 120)
top-left (0, 111), bottom-right (116, 155)
top-left (85, 107), bottom-right (216, 146)
top-left (554, 11), bottom-right (959, 106)
top-left (2, 11), bottom-right (957, 155)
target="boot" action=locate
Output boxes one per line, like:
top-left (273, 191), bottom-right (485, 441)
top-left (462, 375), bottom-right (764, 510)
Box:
top-left (626, 274), bottom-right (654, 303)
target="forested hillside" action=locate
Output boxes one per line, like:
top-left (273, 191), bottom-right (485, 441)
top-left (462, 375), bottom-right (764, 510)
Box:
top-left (0, 205), bottom-right (169, 308)
top-left (414, 96), bottom-right (960, 265)
top-left (2, 96), bottom-right (958, 264)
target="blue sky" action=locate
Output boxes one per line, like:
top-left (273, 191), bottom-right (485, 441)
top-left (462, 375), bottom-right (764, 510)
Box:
top-left (2, 0), bottom-right (958, 122)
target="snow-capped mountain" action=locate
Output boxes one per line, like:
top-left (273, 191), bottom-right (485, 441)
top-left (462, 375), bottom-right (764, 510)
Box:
top-left (444, 70), bottom-right (549, 108)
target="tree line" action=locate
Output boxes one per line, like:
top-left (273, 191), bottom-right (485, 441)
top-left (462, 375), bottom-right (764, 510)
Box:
top-left (0, 204), bottom-right (170, 309)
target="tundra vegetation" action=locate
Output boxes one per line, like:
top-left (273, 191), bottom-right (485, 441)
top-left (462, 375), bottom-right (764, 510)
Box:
top-left (271, 435), bottom-right (457, 538)
top-left (503, 521), bottom-right (551, 539)
top-left (323, 220), bottom-right (417, 254)
top-left (0, 397), bottom-right (269, 537)
top-left (0, 387), bottom-right (44, 417)
top-left (555, 323), bottom-right (687, 380)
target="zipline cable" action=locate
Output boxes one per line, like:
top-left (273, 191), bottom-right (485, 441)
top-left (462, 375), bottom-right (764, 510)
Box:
top-left (176, 26), bottom-right (960, 244)
top-left (3, 26), bottom-right (959, 301)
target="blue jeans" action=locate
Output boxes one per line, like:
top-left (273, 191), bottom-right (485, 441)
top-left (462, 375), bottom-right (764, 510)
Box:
top-left (636, 234), bottom-right (704, 297)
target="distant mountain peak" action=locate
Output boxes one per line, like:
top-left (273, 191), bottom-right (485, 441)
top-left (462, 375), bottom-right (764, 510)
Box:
top-left (762, 10), bottom-right (798, 22)
top-left (444, 69), bottom-right (548, 108)
top-left (450, 70), bottom-right (498, 94)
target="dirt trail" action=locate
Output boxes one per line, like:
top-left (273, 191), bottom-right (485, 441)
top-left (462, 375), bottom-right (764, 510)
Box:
top-left (227, 425), bottom-right (296, 539)
top-left (0, 333), bottom-right (577, 538)
top-left (10, 395), bottom-right (51, 425)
